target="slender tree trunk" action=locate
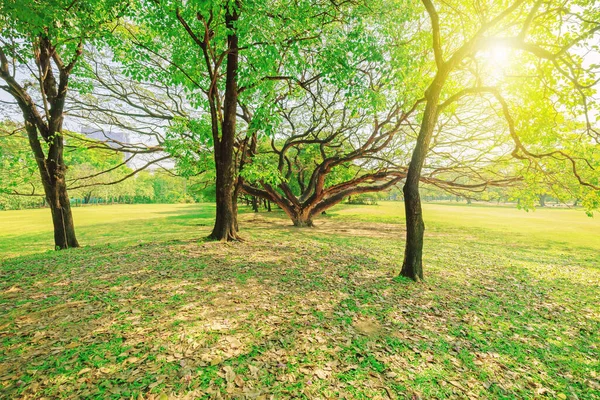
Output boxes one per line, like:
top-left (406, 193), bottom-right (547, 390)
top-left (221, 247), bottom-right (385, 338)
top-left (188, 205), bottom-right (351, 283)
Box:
top-left (252, 196), bottom-right (259, 212)
top-left (267, 200), bottom-right (271, 212)
top-left (400, 78), bottom-right (444, 281)
top-left (401, 182), bottom-right (424, 280)
top-left (232, 181), bottom-right (241, 232)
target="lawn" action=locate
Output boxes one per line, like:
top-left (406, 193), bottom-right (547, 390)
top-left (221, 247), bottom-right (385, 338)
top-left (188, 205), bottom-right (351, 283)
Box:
top-left (0, 202), bottom-right (598, 399)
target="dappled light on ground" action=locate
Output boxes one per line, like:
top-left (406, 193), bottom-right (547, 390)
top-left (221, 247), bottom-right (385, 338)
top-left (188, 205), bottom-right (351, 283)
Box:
top-left (1, 203), bottom-right (599, 398)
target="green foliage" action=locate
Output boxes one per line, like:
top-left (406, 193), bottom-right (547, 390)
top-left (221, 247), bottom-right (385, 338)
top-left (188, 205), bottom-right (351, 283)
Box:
top-left (0, 0), bottom-right (128, 72)
top-left (240, 153), bottom-right (284, 187)
top-left (0, 124), bottom-right (201, 209)
top-left (165, 117), bottom-right (214, 178)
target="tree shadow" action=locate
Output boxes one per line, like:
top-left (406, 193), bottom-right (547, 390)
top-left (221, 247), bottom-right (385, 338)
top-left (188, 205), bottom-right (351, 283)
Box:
top-left (0, 215), bottom-right (598, 399)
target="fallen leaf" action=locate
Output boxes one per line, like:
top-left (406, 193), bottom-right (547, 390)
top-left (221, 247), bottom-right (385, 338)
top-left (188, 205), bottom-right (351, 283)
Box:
top-left (314, 369), bottom-right (328, 380)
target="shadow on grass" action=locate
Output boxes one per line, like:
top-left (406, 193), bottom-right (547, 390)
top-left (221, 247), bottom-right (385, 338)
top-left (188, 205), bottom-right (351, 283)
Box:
top-left (1, 225), bottom-right (598, 399)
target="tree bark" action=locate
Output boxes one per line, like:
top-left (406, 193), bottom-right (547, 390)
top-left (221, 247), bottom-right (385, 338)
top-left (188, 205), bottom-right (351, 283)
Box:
top-left (208, 5), bottom-right (240, 241)
top-left (400, 78), bottom-right (444, 281)
top-left (26, 122), bottom-right (79, 250)
top-left (210, 138), bottom-right (239, 240)
top-left (401, 182), bottom-right (424, 281)
top-left (291, 208), bottom-right (314, 227)
top-left (1, 34), bottom-right (83, 250)
top-left (44, 172), bottom-right (79, 250)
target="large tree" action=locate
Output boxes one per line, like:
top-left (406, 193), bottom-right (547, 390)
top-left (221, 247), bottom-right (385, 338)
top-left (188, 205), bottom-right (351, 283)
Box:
top-left (119, 0), bottom-right (375, 241)
top-left (0, 0), bottom-right (126, 249)
top-left (239, 77), bottom-right (416, 227)
top-left (399, 0), bottom-right (600, 280)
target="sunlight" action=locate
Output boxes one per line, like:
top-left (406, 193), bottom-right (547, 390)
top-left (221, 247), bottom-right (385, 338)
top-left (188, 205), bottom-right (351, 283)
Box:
top-left (481, 44), bottom-right (510, 81)
top-left (489, 45), bottom-right (509, 66)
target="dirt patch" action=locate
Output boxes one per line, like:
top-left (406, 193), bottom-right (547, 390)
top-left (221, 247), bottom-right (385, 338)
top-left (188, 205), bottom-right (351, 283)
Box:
top-left (239, 213), bottom-right (404, 239)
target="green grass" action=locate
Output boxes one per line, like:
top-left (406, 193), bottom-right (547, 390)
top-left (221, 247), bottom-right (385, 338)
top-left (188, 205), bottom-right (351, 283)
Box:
top-left (0, 204), bottom-right (214, 257)
top-left (0, 202), bottom-right (598, 399)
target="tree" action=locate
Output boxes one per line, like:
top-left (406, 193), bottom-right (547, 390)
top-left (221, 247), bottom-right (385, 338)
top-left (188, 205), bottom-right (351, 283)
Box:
top-left (0, 0), bottom-right (126, 249)
top-left (399, 0), bottom-right (600, 280)
top-left (234, 0), bottom-right (428, 227)
top-left (120, 0), bottom-right (375, 240)
top-left (239, 77), bottom-right (415, 227)
top-left (239, 1), bottom-right (523, 228)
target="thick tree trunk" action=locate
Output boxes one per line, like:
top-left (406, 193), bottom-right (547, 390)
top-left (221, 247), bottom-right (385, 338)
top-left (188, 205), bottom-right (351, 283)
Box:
top-left (539, 194), bottom-right (546, 207)
top-left (209, 6), bottom-right (240, 242)
top-left (252, 196), bottom-right (259, 212)
top-left (44, 176), bottom-right (79, 250)
top-left (210, 153), bottom-right (239, 241)
top-left (292, 215), bottom-right (314, 227)
top-left (268, 198), bottom-right (314, 227)
top-left (289, 207), bottom-right (314, 227)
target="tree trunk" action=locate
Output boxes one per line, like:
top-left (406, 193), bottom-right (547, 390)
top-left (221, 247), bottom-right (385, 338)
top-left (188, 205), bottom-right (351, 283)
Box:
top-left (209, 5), bottom-right (240, 242)
top-left (210, 151), bottom-right (239, 241)
top-left (252, 196), bottom-right (259, 212)
top-left (232, 182), bottom-right (241, 232)
top-left (400, 77), bottom-right (444, 281)
top-left (292, 215), bottom-right (314, 227)
top-left (44, 177), bottom-right (79, 250)
top-left (290, 207), bottom-right (314, 227)
top-left (401, 182), bottom-right (424, 281)
top-left (267, 197), bottom-right (314, 227)
top-left (539, 194), bottom-right (546, 207)
top-left (25, 120), bottom-right (79, 250)
top-left (267, 200), bottom-right (271, 212)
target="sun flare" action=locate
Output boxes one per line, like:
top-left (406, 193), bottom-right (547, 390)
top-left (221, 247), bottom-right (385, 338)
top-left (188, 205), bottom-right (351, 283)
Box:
top-left (489, 45), bottom-right (509, 67)
top-left (480, 44), bottom-right (511, 81)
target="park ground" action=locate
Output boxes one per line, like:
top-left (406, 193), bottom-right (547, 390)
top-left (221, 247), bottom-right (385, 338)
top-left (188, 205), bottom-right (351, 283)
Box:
top-left (0, 202), bottom-right (598, 399)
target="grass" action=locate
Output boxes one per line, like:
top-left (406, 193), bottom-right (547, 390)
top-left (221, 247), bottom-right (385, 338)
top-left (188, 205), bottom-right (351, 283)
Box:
top-left (0, 202), bottom-right (599, 399)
